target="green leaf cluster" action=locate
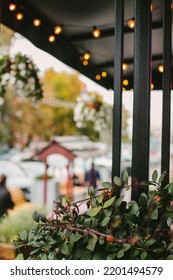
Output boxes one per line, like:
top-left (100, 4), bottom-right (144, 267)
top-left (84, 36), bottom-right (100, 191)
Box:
top-left (13, 170), bottom-right (173, 260)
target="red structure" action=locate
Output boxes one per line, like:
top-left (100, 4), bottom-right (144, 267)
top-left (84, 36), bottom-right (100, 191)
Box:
top-left (33, 140), bottom-right (77, 204)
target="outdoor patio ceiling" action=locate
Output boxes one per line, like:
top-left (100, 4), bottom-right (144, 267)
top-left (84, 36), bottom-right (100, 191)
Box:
top-left (1, 0), bottom-right (171, 91)
top-left (1, 0), bottom-right (173, 195)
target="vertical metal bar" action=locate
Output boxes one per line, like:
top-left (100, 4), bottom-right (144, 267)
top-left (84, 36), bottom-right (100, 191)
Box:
top-left (161, 0), bottom-right (172, 185)
top-left (132, 0), bottom-right (151, 198)
top-left (112, 0), bottom-right (124, 184)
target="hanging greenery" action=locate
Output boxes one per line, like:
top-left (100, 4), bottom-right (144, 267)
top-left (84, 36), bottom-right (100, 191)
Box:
top-left (0, 52), bottom-right (43, 101)
top-left (74, 94), bottom-right (112, 132)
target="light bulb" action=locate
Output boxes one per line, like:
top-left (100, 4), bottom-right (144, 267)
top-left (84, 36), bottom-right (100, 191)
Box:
top-left (33, 19), bottom-right (41, 27)
top-left (48, 35), bottom-right (56, 42)
top-left (101, 71), bottom-right (107, 78)
top-left (128, 19), bottom-right (135, 29)
top-left (158, 64), bottom-right (164, 73)
top-left (123, 79), bottom-right (129, 86)
top-left (122, 63), bottom-right (128, 70)
top-left (83, 60), bottom-right (88, 66)
top-left (95, 74), bottom-right (101, 80)
top-left (92, 27), bottom-right (101, 38)
top-left (16, 13), bottom-right (24, 21)
top-left (151, 83), bottom-right (154, 89)
top-left (9, 3), bottom-right (16, 11)
top-left (83, 52), bottom-right (90, 60)
top-left (54, 25), bottom-right (62, 35)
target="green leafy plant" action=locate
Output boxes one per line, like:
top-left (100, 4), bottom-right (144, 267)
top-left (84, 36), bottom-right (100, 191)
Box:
top-left (0, 53), bottom-right (43, 101)
top-left (13, 171), bottom-right (173, 260)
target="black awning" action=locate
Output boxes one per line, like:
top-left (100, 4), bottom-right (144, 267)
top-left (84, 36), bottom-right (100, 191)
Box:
top-left (1, 0), bottom-right (170, 90)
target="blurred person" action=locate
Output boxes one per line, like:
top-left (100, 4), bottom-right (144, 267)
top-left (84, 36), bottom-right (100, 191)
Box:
top-left (0, 174), bottom-right (14, 219)
top-left (85, 162), bottom-right (101, 190)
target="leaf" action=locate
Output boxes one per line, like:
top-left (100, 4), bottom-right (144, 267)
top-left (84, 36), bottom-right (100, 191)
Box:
top-left (99, 236), bottom-right (105, 245)
top-left (123, 170), bottom-right (129, 184)
top-left (127, 201), bottom-right (140, 217)
top-left (113, 176), bottom-right (121, 187)
top-left (139, 193), bottom-right (148, 209)
top-left (60, 243), bottom-right (69, 255)
top-left (167, 242), bottom-right (173, 251)
top-left (115, 196), bottom-right (124, 208)
top-left (126, 185), bottom-right (131, 191)
top-left (102, 182), bottom-right (112, 189)
top-left (86, 237), bottom-right (98, 252)
top-left (88, 186), bottom-right (95, 196)
top-left (19, 229), bottom-right (28, 241)
top-left (152, 170), bottom-right (158, 182)
top-left (146, 239), bottom-right (156, 246)
top-left (140, 251), bottom-right (147, 260)
top-left (83, 218), bottom-right (92, 227)
top-left (101, 216), bottom-right (110, 226)
top-left (141, 181), bottom-right (149, 186)
top-left (168, 183), bottom-right (173, 194)
top-left (48, 251), bottom-right (56, 260)
top-left (15, 253), bottom-right (24, 260)
top-left (39, 253), bottom-right (47, 260)
top-left (153, 248), bottom-right (165, 253)
top-left (158, 172), bottom-right (166, 185)
top-left (117, 249), bottom-right (124, 259)
top-left (107, 253), bottom-right (117, 260)
top-left (87, 206), bottom-right (101, 217)
top-left (71, 232), bottom-right (82, 243)
top-left (129, 249), bottom-right (140, 259)
top-left (103, 197), bottom-right (115, 208)
top-left (167, 217), bottom-right (172, 227)
top-left (32, 210), bottom-right (40, 223)
top-left (150, 208), bottom-right (158, 220)
top-left (123, 243), bottom-right (131, 251)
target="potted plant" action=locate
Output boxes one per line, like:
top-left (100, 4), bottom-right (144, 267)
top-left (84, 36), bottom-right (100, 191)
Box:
top-left (13, 170), bottom-right (173, 260)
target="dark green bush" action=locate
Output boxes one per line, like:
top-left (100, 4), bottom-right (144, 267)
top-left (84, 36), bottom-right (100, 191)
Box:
top-left (14, 170), bottom-right (173, 260)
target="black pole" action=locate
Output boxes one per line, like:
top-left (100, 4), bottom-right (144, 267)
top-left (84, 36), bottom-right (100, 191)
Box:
top-left (112, 0), bottom-right (124, 189)
top-left (132, 0), bottom-right (151, 200)
top-left (161, 0), bottom-right (172, 186)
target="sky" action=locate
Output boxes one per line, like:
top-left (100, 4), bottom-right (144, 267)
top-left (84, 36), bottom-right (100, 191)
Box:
top-left (9, 33), bottom-right (172, 137)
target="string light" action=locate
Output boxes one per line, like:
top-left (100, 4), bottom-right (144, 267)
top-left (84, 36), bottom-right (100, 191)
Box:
top-left (83, 60), bottom-right (88, 66)
top-left (158, 64), bottom-right (164, 73)
top-left (123, 79), bottom-right (129, 86)
top-left (16, 13), bottom-right (24, 21)
top-left (9, 3), bottom-right (16, 11)
top-left (92, 26), bottom-right (101, 38)
top-left (122, 63), bottom-right (128, 70)
top-left (54, 25), bottom-right (63, 35)
top-left (95, 74), bottom-right (101, 80)
top-left (48, 35), bottom-right (56, 42)
top-left (83, 52), bottom-right (90, 60)
top-left (101, 71), bottom-right (107, 78)
top-left (128, 19), bottom-right (135, 29)
top-left (33, 19), bottom-right (41, 26)
top-left (151, 83), bottom-right (154, 89)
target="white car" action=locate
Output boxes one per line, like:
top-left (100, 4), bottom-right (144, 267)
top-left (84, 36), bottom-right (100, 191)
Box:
top-left (0, 160), bottom-right (33, 200)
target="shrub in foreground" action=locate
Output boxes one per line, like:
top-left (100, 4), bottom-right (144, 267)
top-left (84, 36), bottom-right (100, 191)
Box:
top-left (14, 171), bottom-right (173, 260)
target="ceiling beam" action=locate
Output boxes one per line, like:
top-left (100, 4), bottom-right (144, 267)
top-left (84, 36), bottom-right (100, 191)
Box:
top-left (97, 54), bottom-right (165, 68)
top-left (66, 21), bottom-right (163, 42)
